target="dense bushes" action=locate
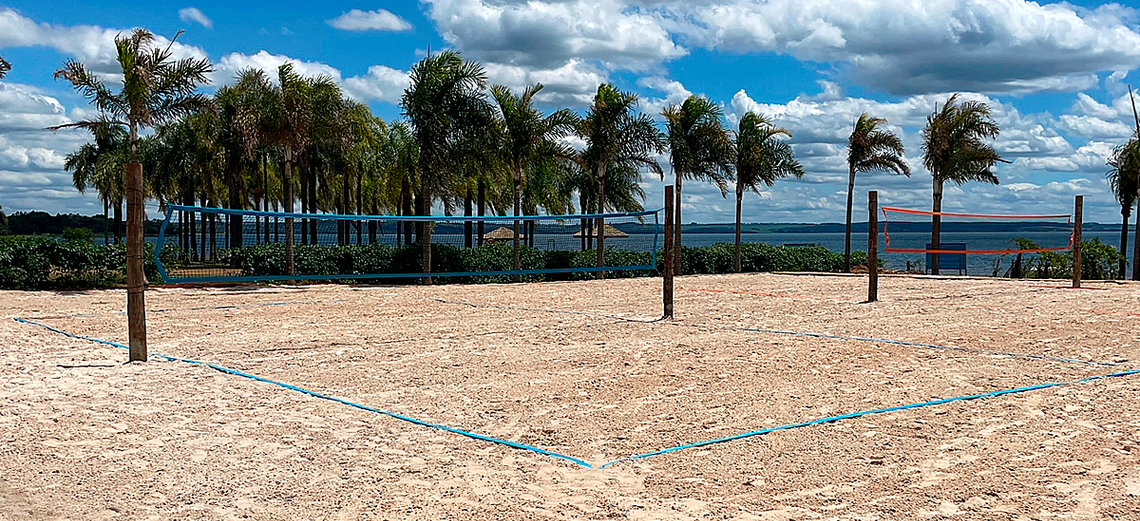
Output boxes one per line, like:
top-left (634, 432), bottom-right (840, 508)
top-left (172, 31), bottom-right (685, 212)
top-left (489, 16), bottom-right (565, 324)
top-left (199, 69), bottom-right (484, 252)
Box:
top-left (1002, 237), bottom-right (1123, 280)
top-left (0, 236), bottom-right (178, 289)
top-left (222, 241), bottom-right (857, 283)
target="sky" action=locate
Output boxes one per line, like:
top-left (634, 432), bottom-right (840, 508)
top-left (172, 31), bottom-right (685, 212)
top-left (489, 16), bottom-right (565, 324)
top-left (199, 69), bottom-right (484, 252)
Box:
top-left (1, 0), bottom-right (1140, 225)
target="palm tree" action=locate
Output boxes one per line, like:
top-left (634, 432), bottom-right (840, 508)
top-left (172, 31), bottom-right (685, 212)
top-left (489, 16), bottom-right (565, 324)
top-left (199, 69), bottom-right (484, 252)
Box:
top-left (491, 83), bottom-right (577, 279)
top-left (733, 112), bottom-right (804, 272)
top-left (64, 123), bottom-right (129, 244)
top-left (664, 95), bottom-right (734, 275)
top-left (578, 83), bottom-right (664, 276)
top-left (401, 50), bottom-right (493, 283)
top-left (1108, 138), bottom-right (1140, 280)
top-left (844, 113), bottom-right (909, 272)
top-left (921, 93), bottom-right (1005, 275)
top-left (52, 28), bottom-right (212, 361)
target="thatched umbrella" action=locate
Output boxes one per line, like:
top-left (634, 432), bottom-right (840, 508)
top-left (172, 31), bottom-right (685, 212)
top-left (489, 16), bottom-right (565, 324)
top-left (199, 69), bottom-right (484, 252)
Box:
top-left (485, 226), bottom-right (525, 240)
top-left (574, 224), bottom-right (629, 238)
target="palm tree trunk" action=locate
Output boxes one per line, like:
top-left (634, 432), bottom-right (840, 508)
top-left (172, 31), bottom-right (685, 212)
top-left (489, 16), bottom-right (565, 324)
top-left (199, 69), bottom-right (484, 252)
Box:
top-left (596, 164), bottom-right (607, 279)
top-left (673, 175), bottom-right (682, 277)
top-left (931, 177), bottom-right (943, 275)
top-left (356, 161), bottom-right (364, 245)
top-left (308, 165), bottom-right (318, 246)
top-left (418, 188), bottom-right (432, 285)
top-left (843, 164), bottom-right (855, 273)
top-left (1120, 210), bottom-right (1130, 279)
top-left (513, 166), bottom-right (522, 282)
top-left (103, 199), bottom-right (110, 245)
top-left (735, 186), bottom-right (743, 273)
top-left (283, 146), bottom-right (295, 276)
top-left (226, 149), bottom-right (243, 249)
top-left (264, 152), bottom-right (271, 245)
top-left (477, 179), bottom-right (486, 246)
top-left (403, 188), bottom-right (413, 246)
top-left (464, 187), bottom-right (473, 249)
top-left (1132, 200), bottom-right (1140, 281)
top-left (580, 193), bottom-right (587, 251)
top-left (113, 199), bottom-right (123, 245)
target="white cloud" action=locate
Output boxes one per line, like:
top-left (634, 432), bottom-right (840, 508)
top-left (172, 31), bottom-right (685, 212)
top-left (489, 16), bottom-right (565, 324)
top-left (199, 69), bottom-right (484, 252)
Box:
top-left (343, 65), bottom-right (410, 104)
top-left (0, 8), bottom-right (209, 79)
top-left (638, 76), bottom-right (693, 118)
top-left (422, 0), bottom-right (685, 72)
top-left (178, 7), bottom-right (212, 29)
top-left (484, 60), bottom-right (607, 106)
top-left (214, 51), bottom-right (343, 85)
top-left (663, 0), bottom-right (1140, 95)
top-left (328, 9), bottom-right (412, 32)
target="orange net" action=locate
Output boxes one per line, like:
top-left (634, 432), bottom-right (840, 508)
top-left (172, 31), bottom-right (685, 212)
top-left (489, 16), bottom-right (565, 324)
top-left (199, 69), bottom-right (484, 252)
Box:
top-left (879, 206), bottom-right (1073, 255)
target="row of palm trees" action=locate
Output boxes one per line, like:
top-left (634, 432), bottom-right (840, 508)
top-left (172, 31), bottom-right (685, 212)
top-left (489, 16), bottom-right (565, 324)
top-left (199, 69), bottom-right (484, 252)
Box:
top-left (48, 29), bottom-right (1140, 280)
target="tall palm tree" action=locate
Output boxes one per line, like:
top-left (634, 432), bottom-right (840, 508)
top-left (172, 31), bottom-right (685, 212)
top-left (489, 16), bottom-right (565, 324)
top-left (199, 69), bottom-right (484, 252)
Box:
top-left (401, 50), bottom-right (493, 283)
top-left (1107, 140), bottom-right (1139, 279)
top-left (921, 93), bottom-right (1005, 275)
top-left (733, 112), bottom-right (804, 272)
top-left (664, 95), bottom-right (734, 275)
top-left (491, 82), bottom-right (578, 278)
top-left (845, 113), bottom-right (909, 272)
top-left (64, 123), bottom-right (129, 244)
top-left (578, 83), bottom-right (664, 276)
top-left (52, 28), bottom-right (212, 361)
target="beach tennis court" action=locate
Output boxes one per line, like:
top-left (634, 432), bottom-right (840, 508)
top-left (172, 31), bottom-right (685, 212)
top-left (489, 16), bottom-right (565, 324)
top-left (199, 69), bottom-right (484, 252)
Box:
top-left (3, 273), bottom-right (1139, 519)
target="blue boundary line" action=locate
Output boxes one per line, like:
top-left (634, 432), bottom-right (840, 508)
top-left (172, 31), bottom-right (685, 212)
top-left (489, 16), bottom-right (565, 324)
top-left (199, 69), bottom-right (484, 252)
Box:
top-left (14, 316), bottom-right (1137, 470)
top-left (13, 317), bottom-right (593, 469)
top-left (598, 368), bottom-right (1140, 468)
top-left (25, 299), bottom-right (349, 319)
top-left (429, 299), bottom-right (1118, 367)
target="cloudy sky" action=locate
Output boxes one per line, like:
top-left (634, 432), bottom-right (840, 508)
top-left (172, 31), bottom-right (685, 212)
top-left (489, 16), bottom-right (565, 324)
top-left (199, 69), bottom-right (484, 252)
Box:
top-left (1, 0), bottom-right (1139, 224)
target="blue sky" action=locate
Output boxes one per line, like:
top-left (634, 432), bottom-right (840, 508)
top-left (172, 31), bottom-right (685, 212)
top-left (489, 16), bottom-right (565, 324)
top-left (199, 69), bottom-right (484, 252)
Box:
top-left (2, 0), bottom-right (1140, 225)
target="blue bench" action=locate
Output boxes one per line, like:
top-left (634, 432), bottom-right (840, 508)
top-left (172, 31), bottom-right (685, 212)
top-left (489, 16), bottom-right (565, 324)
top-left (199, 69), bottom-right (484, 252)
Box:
top-left (926, 243), bottom-right (966, 275)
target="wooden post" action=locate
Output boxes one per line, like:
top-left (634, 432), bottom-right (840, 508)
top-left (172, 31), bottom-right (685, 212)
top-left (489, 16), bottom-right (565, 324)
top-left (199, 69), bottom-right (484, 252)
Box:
top-left (1072, 195), bottom-right (1083, 288)
top-left (125, 162), bottom-right (147, 362)
top-left (663, 186), bottom-right (674, 319)
top-left (868, 190), bottom-right (878, 303)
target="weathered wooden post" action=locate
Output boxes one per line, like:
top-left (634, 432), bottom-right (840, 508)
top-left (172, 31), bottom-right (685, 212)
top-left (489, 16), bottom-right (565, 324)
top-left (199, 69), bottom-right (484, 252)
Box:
top-left (126, 162), bottom-right (147, 362)
top-left (1072, 195), bottom-right (1083, 288)
top-left (868, 190), bottom-right (879, 303)
top-left (663, 186), bottom-right (675, 319)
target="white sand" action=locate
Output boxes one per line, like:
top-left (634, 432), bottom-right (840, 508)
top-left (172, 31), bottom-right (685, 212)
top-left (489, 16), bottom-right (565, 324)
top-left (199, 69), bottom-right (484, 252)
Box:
top-left (1, 273), bottom-right (1138, 519)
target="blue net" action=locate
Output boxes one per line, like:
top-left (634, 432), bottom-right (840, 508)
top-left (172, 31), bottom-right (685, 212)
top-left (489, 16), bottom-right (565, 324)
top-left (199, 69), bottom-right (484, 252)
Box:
top-left (154, 205), bottom-right (661, 284)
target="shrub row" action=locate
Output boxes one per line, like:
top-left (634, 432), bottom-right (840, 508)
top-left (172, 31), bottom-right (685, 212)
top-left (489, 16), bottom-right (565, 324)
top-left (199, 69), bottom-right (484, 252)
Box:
top-left (224, 241), bottom-right (863, 283)
top-left (0, 236), bottom-right (179, 289)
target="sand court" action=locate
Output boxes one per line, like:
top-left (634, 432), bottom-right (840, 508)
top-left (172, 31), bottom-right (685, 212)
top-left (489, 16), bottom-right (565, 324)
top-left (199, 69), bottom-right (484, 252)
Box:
top-left (3, 273), bottom-right (1139, 519)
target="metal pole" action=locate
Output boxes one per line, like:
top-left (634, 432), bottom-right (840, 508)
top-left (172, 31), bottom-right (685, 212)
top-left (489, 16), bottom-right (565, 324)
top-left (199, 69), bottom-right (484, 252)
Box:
top-left (663, 186), bottom-right (674, 319)
top-left (1072, 195), bottom-right (1083, 288)
top-left (868, 190), bottom-right (878, 303)
top-left (126, 162), bottom-right (147, 362)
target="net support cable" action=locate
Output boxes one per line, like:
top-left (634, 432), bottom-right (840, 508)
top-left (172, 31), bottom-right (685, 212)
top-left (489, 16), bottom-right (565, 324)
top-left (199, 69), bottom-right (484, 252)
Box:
top-left (880, 206), bottom-right (1073, 255)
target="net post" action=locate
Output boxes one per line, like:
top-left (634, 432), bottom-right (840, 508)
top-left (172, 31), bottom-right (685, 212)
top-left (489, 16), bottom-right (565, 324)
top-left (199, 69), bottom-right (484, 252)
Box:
top-left (126, 162), bottom-right (147, 362)
top-left (663, 186), bottom-right (675, 319)
top-left (1072, 195), bottom-right (1083, 288)
top-left (868, 191), bottom-right (878, 303)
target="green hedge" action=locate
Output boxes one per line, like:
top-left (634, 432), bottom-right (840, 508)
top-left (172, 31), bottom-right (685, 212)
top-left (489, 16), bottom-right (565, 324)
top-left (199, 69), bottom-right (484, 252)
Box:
top-left (0, 236), bottom-right (181, 289)
top-left (0, 238), bottom-right (872, 289)
top-left (222, 241), bottom-right (861, 283)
